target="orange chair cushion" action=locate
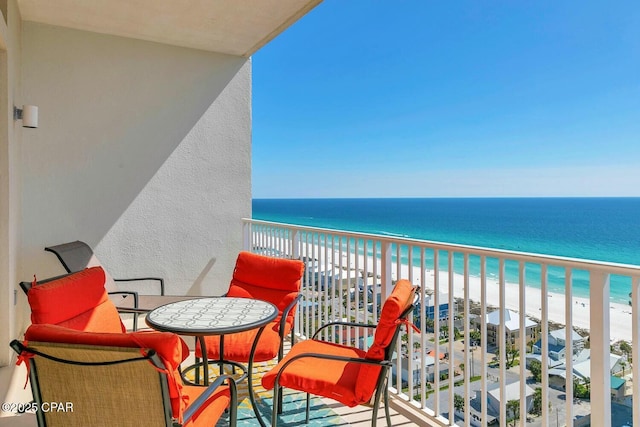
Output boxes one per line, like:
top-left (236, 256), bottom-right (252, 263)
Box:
top-left (182, 385), bottom-right (231, 427)
top-left (230, 252), bottom-right (304, 322)
top-left (195, 320), bottom-right (291, 363)
top-left (233, 251), bottom-right (303, 292)
top-left (23, 324), bottom-right (190, 418)
top-left (27, 267), bottom-right (125, 333)
top-left (355, 279), bottom-right (415, 402)
top-left (261, 339), bottom-right (368, 407)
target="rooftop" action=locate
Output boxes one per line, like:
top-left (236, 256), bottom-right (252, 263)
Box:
top-left (486, 309), bottom-right (537, 332)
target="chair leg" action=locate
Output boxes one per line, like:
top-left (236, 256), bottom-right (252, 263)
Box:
top-left (271, 383), bottom-right (280, 427)
top-left (371, 402), bottom-right (379, 427)
top-left (305, 392), bottom-right (310, 424)
top-left (229, 379), bottom-right (238, 427)
top-left (370, 376), bottom-right (389, 427)
top-left (277, 386), bottom-right (283, 414)
top-left (384, 387), bottom-right (391, 427)
top-left (193, 337), bottom-right (201, 384)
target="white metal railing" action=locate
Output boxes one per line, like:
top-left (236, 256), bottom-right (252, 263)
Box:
top-left (243, 218), bottom-right (640, 427)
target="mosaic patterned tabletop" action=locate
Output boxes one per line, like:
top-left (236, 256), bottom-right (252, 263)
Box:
top-left (145, 297), bottom-right (277, 335)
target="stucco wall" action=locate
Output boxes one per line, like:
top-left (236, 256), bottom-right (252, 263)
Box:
top-left (0, 0), bottom-right (22, 366)
top-left (19, 23), bottom-right (251, 327)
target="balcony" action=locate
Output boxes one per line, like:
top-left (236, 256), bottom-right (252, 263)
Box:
top-left (1, 218), bottom-right (638, 426)
top-left (243, 218), bottom-right (640, 427)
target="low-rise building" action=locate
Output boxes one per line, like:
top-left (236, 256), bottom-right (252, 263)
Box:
top-left (532, 327), bottom-right (586, 360)
top-left (546, 350), bottom-right (628, 394)
top-left (482, 309), bottom-right (538, 347)
top-left (392, 355), bottom-right (450, 385)
top-left (487, 381), bottom-right (534, 416)
top-left (611, 376), bottom-right (626, 401)
top-left (414, 292), bottom-right (450, 325)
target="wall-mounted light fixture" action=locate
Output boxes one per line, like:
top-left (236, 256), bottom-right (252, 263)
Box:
top-left (14, 105), bottom-right (39, 128)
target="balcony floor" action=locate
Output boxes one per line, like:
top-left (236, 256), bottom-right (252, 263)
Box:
top-left (322, 400), bottom-right (416, 426)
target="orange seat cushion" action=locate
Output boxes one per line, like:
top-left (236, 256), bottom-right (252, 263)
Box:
top-left (27, 267), bottom-right (125, 333)
top-left (182, 384), bottom-right (231, 427)
top-left (24, 324), bottom-right (191, 418)
top-left (355, 279), bottom-right (415, 402)
top-left (196, 320), bottom-right (292, 363)
top-left (262, 280), bottom-right (415, 408)
top-left (261, 339), bottom-right (368, 407)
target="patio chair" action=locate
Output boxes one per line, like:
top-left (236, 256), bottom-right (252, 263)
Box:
top-left (20, 266), bottom-right (128, 333)
top-left (44, 240), bottom-right (195, 330)
top-left (261, 279), bottom-right (417, 427)
top-left (10, 323), bottom-right (237, 427)
top-left (195, 251), bottom-right (305, 366)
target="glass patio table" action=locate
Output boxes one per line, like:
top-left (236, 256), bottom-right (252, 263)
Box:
top-left (145, 297), bottom-right (277, 420)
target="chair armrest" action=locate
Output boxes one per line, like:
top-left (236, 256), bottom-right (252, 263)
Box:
top-left (278, 294), bottom-right (303, 339)
top-left (114, 277), bottom-right (165, 296)
top-left (312, 321), bottom-right (376, 340)
top-left (115, 307), bottom-right (150, 315)
top-left (181, 374), bottom-right (237, 425)
top-left (108, 291), bottom-right (144, 331)
top-left (108, 291), bottom-right (140, 309)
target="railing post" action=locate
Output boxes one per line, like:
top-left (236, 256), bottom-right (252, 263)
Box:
top-left (381, 241), bottom-right (392, 298)
top-left (564, 268), bottom-right (574, 426)
top-left (541, 264), bottom-right (550, 427)
top-left (633, 276), bottom-right (640, 427)
top-left (292, 229), bottom-right (301, 259)
top-left (589, 270), bottom-right (611, 427)
top-left (242, 220), bottom-right (251, 251)
top-left (498, 258), bottom-right (507, 427)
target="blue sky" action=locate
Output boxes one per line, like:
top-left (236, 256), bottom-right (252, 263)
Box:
top-left (252, 1), bottom-right (639, 198)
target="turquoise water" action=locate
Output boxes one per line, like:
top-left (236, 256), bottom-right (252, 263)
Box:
top-left (253, 198), bottom-right (640, 304)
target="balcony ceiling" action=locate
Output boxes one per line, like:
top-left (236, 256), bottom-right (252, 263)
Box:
top-left (16, 0), bottom-right (322, 56)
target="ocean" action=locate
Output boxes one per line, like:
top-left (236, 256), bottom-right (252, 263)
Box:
top-left (252, 198), bottom-right (640, 304)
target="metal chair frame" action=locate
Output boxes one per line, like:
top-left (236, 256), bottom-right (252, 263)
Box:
top-left (44, 241), bottom-right (193, 330)
top-left (271, 302), bottom-right (416, 427)
top-left (10, 339), bottom-right (237, 427)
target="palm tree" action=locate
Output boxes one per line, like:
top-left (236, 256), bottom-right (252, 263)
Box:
top-left (620, 341), bottom-right (632, 362)
top-left (531, 387), bottom-right (543, 416)
top-left (424, 317), bottom-right (435, 332)
top-left (529, 359), bottom-right (542, 382)
top-left (470, 329), bottom-right (481, 345)
top-left (620, 360), bottom-right (627, 376)
top-left (506, 399), bottom-right (520, 426)
top-left (454, 393), bottom-right (464, 414)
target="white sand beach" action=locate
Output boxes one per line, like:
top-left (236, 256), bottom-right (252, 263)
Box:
top-left (421, 268), bottom-right (634, 344)
top-left (307, 246), bottom-right (634, 343)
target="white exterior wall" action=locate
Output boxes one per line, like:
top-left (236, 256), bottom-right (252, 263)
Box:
top-left (0, 0), bottom-right (23, 366)
top-left (18, 23), bottom-right (251, 332)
